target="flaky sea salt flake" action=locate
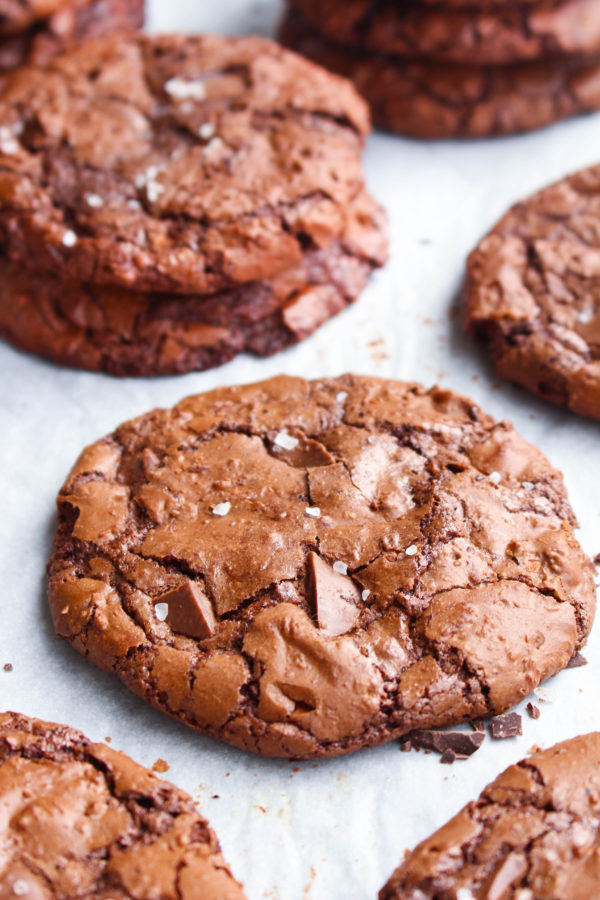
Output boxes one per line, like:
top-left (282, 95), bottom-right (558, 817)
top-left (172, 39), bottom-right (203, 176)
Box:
top-left (305, 506), bottom-right (321, 517)
top-left (274, 430), bottom-right (299, 451)
top-left (62, 229), bottom-right (78, 247)
top-left (362, 589), bottom-right (370, 601)
top-left (405, 545), bottom-right (418, 557)
top-left (165, 77), bottom-right (206, 101)
top-left (86, 193), bottom-right (104, 208)
top-left (212, 501), bottom-right (231, 517)
top-left (333, 561), bottom-right (348, 575)
top-left (488, 470), bottom-right (501, 484)
top-left (199, 122), bottom-right (215, 140)
top-left (154, 603), bottom-right (168, 622)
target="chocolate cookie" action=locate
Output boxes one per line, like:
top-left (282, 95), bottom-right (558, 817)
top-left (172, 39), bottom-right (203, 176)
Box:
top-left (0, 0), bottom-right (144, 78)
top-left (465, 164), bottom-right (600, 420)
top-left (280, 8), bottom-right (600, 139)
top-left (0, 32), bottom-right (370, 293)
top-left (380, 733), bottom-right (600, 899)
top-left (0, 191), bottom-right (386, 375)
top-left (0, 711), bottom-right (246, 898)
top-left (289, 0), bottom-right (600, 65)
top-left (47, 375), bottom-right (594, 759)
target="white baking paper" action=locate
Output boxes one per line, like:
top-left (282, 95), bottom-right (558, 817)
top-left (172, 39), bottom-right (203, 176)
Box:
top-left (1, 2), bottom-right (600, 897)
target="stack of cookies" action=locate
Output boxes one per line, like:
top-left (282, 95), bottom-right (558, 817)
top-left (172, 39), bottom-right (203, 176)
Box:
top-left (0, 0), bottom-right (143, 80)
top-left (280, 0), bottom-right (600, 139)
top-left (0, 33), bottom-right (387, 376)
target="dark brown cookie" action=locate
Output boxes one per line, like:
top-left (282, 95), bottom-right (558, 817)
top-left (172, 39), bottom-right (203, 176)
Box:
top-left (280, 8), bottom-right (600, 139)
top-left (465, 164), bottom-right (600, 420)
top-left (47, 375), bottom-right (594, 759)
top-left (0, 32), bottom-right (371, 294)
top-left (289, 0), bottom-right (600, 65)
top-left (0, 711), bottom-right (246, 899)
top-left (0, 0), bottom-right (143, 76)
top-left (0, 192), bottom-right (386, 375)
top-left (380, 733), bottom-right (600, 899)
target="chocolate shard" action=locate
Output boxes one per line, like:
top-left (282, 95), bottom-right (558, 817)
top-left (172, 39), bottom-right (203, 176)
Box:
top-left (470, 718), bottom-right (486, 732)
top-left (482, 853), bottom-right (528, 900)
top-left (157, 581), bottom-right (216, 639)
top-left (526, 702), bottom-right (541, 720)
top-left (408, 729), bottom-right (485, 758)
top-left (490, 712), bottom-right (522, 739)
top-left (440, 748), bottom-right (456, 765)
top-left (272, 432), bottom-right (335, 468)
top-left (305, 551), bottom-right (361, 636)
top-left (567, 651), bottom-right (588, 668)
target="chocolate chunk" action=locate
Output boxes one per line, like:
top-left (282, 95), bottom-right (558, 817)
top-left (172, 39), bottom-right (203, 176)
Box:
top-left (272, 432), bottom-right (336, 468)
top-left (471, 718), bottom-right (486, 732)
top-left (305, 551), bottom-right (361, 636)
top-left (440, 748), bottom-right (456, 765)
top-left (409, 729), bottom-right (485, 758)
top-left (526, 702), bottom-right (541, 720)
top-left (157, 581), bottom-right (216, 639)
top-left (490, 712), bottom-right (522, 739)
top-left (567, 651), bottom-right (588, 668)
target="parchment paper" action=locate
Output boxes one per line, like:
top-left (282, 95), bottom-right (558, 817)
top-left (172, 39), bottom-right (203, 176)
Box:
top-left (1, 2), bottom-right (599, 897)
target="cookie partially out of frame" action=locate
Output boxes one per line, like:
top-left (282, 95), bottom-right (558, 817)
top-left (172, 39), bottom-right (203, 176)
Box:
top-left (0, 32), bottom-right (370, 293)
top-left (288, 0), bottom-right (600, 65)
top-left (0, 711), bottom-right (246, 899)
top-left (280, 8), bottom-right (600, 139)
top-left (48, 375), bottom-right (594, 759)
top-left (0, 191), bottom-right (386, 375)
top-left (465, 164), bottom-right (600, 420)
top-left (380, 733), bottom-right (600, 899)
top-left (0, 0), bottom-right (144, 77)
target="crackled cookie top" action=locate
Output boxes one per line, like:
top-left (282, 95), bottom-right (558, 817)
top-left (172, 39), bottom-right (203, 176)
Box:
top-left (280, 8), bottom-right (600, 140)
top-left (381, 733), bottom-right (600, 899)
top-left (289, 0), bottom-right (600, 65)
top-left (0, 33), bottom-right (369, 293)
top-left (465, 164), bottom-right (600, 421)
top-left (0, 712), bottom-right (246, 899)
top-left (48, 376), bottom-right (595, 759)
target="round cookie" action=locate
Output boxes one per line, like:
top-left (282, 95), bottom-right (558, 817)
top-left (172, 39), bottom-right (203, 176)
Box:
top-left (380, 733), bottom-right (600, 899)
top-left (48, 375), bottom-right (595, 760)
top-left (0, 0), bottom-right (144, 78)
top-left (0, 32), bottom-right (370, 293)
top-left (280, 8), bottom-right (600, 139)
top-left (465, 164), bottom-right (600, 420)
top-left (289, 0), bottom-right (600, 65)
top-left (0, 711), bottom-right (246, 899)
top-left (0, 191), bottom-right (386, 375)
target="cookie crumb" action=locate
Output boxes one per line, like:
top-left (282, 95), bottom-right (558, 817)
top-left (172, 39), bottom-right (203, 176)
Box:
top-left (526, 702), bottom-right (541, 720)
top-left (490, 712), bottom-right (522, 739)
top-left (152, 758), bottom-right (169, 773)
top-left (3, 663), bottom-right (13, 672)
